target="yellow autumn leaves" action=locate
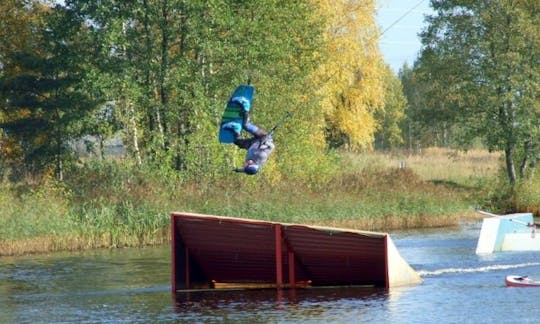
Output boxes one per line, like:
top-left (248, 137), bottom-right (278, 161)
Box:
top-left (311, 0), bottom-right (398, 151)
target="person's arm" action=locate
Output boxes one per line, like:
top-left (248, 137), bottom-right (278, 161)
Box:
top-left (233, 138), bottom-right (254, 149)
top-left (244, 122), bottom-right (268, 138)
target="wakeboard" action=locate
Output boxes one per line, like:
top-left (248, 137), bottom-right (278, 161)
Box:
top-left (219, 85), bottom-right (255, 143)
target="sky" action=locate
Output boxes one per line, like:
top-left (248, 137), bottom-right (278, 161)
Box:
top-left (376, 0), bottom-right (434, 72)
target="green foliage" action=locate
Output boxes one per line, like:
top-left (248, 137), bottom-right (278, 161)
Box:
top-left (0, 152), bottom-right (479, 254)
top-left (514, 173), bottom-right (540, 215)
top-left (0, 179), bottom-right (75, 240)
top-left (0, 4), bottom-right (102, 180)
top-left (374, 65), bottom-right (406, 149)
top-left (415, 0), bottom-right (540, 185)
top-left (56, 0), bottom-right (327, 182)
top-left (0, 0), bottom-right (418, 184)
top-left (400, 64), bottom-right (447, 148)
top-left (0, 2), bottom-right (502, 258)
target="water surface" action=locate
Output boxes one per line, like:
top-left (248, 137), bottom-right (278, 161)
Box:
top-left (1, 223), bottom-right (540, 323)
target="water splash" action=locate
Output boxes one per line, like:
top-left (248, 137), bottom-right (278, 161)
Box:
top-left (418, 262), bottom-right (540, 276)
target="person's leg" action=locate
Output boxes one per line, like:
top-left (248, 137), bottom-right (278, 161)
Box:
top-left (233, 137), bottom-right (255, 149)
top-left (244, 123), bottom-right (268, 138)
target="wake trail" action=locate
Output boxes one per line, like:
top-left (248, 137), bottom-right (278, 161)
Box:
top-left (418, 262), bottom-right (540, 276)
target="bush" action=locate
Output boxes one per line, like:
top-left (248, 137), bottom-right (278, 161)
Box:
top-left (0, 148), bottom-right (509, 255)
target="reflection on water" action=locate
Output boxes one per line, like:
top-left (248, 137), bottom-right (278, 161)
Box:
top-left (1, 224), bottom-right (540, 323)
top-left (0, 247), bottom-right (173, 323)
top-left (173, 286), bottom-right (400, 323)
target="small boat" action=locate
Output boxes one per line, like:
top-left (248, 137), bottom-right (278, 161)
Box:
top-left (505, 275), bottom-right (540, 287)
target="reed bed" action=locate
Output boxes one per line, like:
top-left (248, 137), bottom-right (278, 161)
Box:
top-left (0, 148), bottom-right (510, 256)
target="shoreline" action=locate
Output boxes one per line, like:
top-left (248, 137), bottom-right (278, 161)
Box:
top-left (0, 212), bottom-right (481, 257)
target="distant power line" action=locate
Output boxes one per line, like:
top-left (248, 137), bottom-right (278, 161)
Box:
top-left (379, 0), bottom-right (426, 38)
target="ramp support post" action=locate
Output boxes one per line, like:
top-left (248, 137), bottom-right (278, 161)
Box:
top-left (184, 247), bottom-right (190, 289)
top-left (288, 250), bottom-right (295, 288)
top-left (275, 224), bottom-right (283, 287)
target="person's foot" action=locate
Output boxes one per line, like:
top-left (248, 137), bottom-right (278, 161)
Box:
top-left (222, 121), bottom-right (241, 135)
top-left (231, 97), bottom-right (250, 111)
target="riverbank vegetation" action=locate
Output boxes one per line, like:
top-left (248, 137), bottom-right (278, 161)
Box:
top-left (0, 147), bottom-right (509, 256)
top-left (1, 1), bottom-right (539, 256)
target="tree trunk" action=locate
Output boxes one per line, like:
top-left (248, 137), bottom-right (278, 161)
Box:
top-left (55, 138), bottom-right (63, 181)
top-left (54, 106), bottom-right (63, 181)
top-left (99, 135), bottom-right (105, 160)
top-left (128, 100), bottom-right (142, 166)
top-left (518, 139), bottom-right (531, 180)
top-left (142, 0), bottom-right (166, 152)
top-left (56, 140), bottom-right (63, 181)
top-left (505, 145), bottom-right (516, 186)
top-left (175, 119), bottom-right (185, 171)
top-left (157, 2), bottom-right (170, 151)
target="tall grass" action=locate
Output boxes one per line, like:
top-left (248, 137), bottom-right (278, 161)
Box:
top-left (0, 148), bottom-right (506, 256)
top-left (341, 148), bottom-right (502, 186)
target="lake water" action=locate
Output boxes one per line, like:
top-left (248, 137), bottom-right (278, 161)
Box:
top-left (1, 222), bottom-right (540, 323)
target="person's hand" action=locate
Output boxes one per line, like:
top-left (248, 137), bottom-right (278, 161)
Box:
top-left (255, 129), bottom-right (268, 138)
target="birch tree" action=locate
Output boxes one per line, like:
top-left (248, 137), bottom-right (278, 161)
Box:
top-left (313, 0), bottom-right (385, 150)
top-left (417, 0), bottom-right (540, 185)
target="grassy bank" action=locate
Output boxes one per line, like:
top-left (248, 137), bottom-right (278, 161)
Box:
top-left (0, 148), bottom-right (505, 256)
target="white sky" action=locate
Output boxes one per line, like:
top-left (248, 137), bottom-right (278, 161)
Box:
top-left (376, 0), bottom-right (434, 72)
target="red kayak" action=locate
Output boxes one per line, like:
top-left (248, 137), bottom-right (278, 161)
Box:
top-left (505, 275), bottom-right (540, 287)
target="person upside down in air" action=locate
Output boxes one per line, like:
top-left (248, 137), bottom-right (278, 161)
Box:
top-left (221, 97), bottom-right (274, 175)
top-left (232, 123), bottom-right (274, 175)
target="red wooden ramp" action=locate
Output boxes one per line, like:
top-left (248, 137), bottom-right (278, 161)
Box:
top-left (171, 212), bottom-right (421, 292)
